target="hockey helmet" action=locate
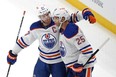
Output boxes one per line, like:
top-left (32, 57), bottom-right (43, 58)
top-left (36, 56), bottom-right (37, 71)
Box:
top-left (36, 4), bottom-right (50, 16)
top-left (52, 8), bottom-right (70, 23)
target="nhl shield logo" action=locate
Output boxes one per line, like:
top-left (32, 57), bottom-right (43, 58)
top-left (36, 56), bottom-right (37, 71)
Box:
top-left (41, 33), bottom-right (57, 49)
top-left (59, 41), bottom-right (66, 57)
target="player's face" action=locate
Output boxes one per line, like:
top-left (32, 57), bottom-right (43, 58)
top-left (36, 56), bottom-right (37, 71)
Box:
top-left (53, 16), bottom-right (60, 27)
top-left (39, 12), bottom-right (51, 25)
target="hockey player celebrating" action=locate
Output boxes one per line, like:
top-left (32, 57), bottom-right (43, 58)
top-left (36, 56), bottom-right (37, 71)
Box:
top-left (7, 5), bottom-right (67, 77)
top-left (7, 4), bottom-right (96, 77)
top-left (52, 8), bottom-right (96, 77)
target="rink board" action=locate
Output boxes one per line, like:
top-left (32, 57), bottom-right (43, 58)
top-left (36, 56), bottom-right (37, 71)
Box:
top-left (66, 0), bottom-right (116, 34)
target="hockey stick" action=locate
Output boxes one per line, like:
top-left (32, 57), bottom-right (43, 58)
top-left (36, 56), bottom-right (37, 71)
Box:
top-left (83, 38), bottom-right (110, 67)
top-left (16, 11), bottom-right (26, 42)
top-left (6, 11), bottom-right (26, 77)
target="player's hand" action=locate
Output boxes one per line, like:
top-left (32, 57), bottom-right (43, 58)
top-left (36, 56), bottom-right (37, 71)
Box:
top-left (70, 12), bottom-right (78, 23)
top-left (82, 8), bottom-right (96, 24)
top-left (71, 63), bottom-right (83, 73)
top-left (70, 63), bottom-right (84, 76)
top-left (7, 50), bottom-right (17, 65)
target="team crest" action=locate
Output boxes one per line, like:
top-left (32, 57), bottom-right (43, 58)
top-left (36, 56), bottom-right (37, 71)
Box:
top-left (59, 41), bottom-right (66, 57)
top-left (41, 33), bottom-right (57, 49)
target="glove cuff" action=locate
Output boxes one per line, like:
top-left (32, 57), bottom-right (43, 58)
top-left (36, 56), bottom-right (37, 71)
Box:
top-left (82, 8), bottom-right (90, 15)
top-left (8, 50), bottom-right (17, 60)
top-left (73, 63), bottom-right (83, 68)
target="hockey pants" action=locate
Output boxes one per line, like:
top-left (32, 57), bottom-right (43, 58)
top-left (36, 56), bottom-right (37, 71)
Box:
top-left (33, 58), bottom-right (67, 77)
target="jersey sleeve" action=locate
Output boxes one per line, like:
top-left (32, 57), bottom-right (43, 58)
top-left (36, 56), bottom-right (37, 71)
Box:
top-left (73, 28), bottom-right (95, 65)
top-left (12, 30), bottom-right (37, 54)
top-left (76, 11), bottom-right (84, 21)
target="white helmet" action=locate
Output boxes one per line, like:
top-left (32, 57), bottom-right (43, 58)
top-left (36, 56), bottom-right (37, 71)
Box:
top-left (36, 4), bottom-right (50, 16)
top-left (52, 8), bottom-right (70, 22)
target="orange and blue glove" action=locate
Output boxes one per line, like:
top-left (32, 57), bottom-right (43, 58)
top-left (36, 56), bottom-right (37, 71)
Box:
top-left (7, 50), bottom-right (17, 65)
top-left (82, 8), bottom-right (96, 24)
top-left (70, 63), bottom-right (84, 76)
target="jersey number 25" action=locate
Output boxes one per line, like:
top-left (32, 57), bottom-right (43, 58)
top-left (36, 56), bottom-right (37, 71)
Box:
top-left (76, 36), bottom-right (85, 45)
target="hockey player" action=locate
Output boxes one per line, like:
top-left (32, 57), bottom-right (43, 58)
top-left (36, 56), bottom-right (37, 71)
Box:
top-left (7, 4), bottom-right (96, 77)
top-left (52, 8), bottom-right (96, 77)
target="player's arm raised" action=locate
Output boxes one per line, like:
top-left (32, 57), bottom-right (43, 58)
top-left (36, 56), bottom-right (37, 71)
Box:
top-left (70, 8), bottom-right (96, 24)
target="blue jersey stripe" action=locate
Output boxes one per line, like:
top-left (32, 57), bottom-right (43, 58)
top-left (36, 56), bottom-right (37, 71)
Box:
top-left (83, 51), bottom-right (93, 54)
top-left (21, 37), bottom-right (29, 46)
top-left (87, 58), bottom-right (96, 64)
top-left (38, 47), bottom-right (59, 54)
top-left (66, 60), bottom-right (78, 66)
top-left (16, 42), bottom-right (24, 49)
top-left (40, 55), bottom-right (61, 60)
top-left (79, 44), bottom-right (91, 51)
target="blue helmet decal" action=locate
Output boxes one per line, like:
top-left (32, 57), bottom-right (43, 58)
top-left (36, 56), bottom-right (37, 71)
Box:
top-left (41, 33), bottom-right (57, 49)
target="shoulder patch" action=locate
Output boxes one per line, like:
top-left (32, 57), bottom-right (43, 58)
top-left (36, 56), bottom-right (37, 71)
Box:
top-left (30, 21), bottom-right (42, 30)
top-left (64, 23), bottom-right (79, 38)
top-left (30, 19), bottom-right (55, 30)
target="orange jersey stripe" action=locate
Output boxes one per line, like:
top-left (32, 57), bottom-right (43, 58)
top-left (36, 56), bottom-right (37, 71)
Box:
top-left (40, 52), bottom-right (61, 58)
top-left (86, 68), bottom-right (91, 77)
top-left (91, 56), bottom-right (96, 59)
top-left (82, 48), bottom-right (92, 53)
top-left (18, 39), bottom-right (27, 48)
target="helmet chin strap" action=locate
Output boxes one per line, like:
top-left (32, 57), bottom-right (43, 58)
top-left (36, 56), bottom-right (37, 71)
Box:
top-left (59, 22), bottom-right (63, 29)
top-left (58, 19), bottom-right (66, 29)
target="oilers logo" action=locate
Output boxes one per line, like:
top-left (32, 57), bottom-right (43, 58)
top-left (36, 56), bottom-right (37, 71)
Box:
top-left (59, 41), bottom-right (66, 57)
top-left (41, 33), bottom-right (57, 49)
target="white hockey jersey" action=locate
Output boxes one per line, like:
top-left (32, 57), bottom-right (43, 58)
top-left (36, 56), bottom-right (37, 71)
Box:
top-left (59, 23), bottom-right (96, 68)
top-left (12, 20), bottom-right (62, 64)
top-left (11, 11), bottom-right (86, 64)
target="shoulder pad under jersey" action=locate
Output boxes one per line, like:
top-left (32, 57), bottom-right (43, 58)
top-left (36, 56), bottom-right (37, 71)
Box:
top-left (30, 21), bottom-right (42, 30)
top-left (64, 23), bottom-right (79, 38)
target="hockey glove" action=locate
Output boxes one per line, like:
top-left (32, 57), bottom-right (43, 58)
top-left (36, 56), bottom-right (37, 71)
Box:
top-left (7, 50), bottom-right (17, 65)
top-left (70, 63), bottom-right (84, 76)
top-left (82, 8), bottom-right (96, 24)
top-left (70, 12), bottom-right (78, 23)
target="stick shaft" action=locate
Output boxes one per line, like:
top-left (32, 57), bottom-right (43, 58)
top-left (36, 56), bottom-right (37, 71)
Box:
top-left (83, 38), bottom-right (110, 67)
top-left (6, 65), bottom-right (11, 77)
top-left (16, 11), bottom-right (26, 42)
top-left (6, 11), bottom-right (26, 77)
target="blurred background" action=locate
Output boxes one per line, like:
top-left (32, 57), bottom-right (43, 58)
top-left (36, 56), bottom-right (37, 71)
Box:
top-left (0, 0), bottom-right (116, 77)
